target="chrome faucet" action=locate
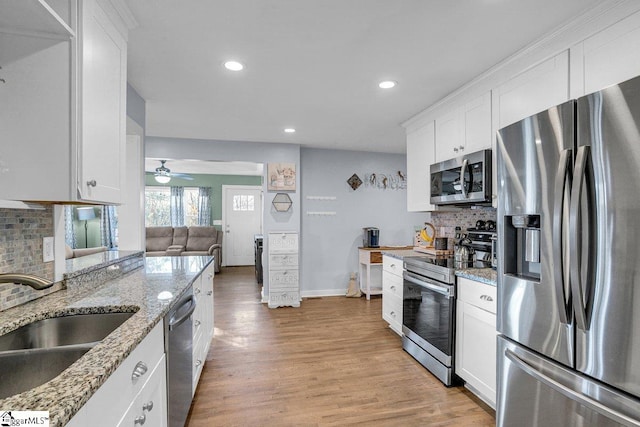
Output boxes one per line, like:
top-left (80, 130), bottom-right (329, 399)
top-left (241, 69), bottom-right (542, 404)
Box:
top-left (0, 273), bottom-right (54, 290)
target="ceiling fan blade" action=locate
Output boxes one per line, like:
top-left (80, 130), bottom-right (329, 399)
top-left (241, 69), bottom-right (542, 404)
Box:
top-left (171, 173), bottom-right (194, 180)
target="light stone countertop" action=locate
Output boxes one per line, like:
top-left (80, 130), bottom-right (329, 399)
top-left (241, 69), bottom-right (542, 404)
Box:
top-left (455, 268), bottom-right (497, 286)
top-left (0, 255), bottom-right (213, 427)
top-left (380, 249), bottom-right (430, 260)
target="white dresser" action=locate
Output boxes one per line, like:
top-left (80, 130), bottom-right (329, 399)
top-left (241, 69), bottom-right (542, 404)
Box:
top-left (268, 232), bottom-right (300, 308)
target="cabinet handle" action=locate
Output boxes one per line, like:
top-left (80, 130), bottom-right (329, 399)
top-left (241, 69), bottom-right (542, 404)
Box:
top-left (195, 320), bottom-right (201, 327)
top-left (195, 288), bottom-right (201, 294)
top-left (143, 401), bottom-right (154, 412)
top-left (207, 273), bottom-right (213, 280)
top-left (86, 180), bottom-right (97, 187)
top-left (390, 285), bottom-right (396, 291)
top-left (207, 290), bottom-right (213, 296)
top-left (196, 359), bottom-right (202, 367)
top-left (390, 311), bottom-right (395, 317)
top-left (134, 414), bottom-right (146, 425)
top-left (390, 263), bottom-right (395, 268)
top-left (453, 147), bottom-right (459, 153)
top-left (283, 271), bottom-right (288, 275)
top-left (459, 145), bottom-right (465, 151)
top-left (131, 361), bottom-right (148, 382)
top-left (480, 294), bottom-right (493, 302)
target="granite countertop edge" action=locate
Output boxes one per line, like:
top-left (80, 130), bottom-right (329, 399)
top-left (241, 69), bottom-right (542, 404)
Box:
top-left (455, 268), bottom-right (498, 286)
top-left (0, 254), bottom-right (214, 427)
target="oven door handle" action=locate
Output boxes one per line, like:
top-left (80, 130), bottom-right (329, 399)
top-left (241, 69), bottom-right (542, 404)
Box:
top-left (404, 272), bottom-right (452, 298)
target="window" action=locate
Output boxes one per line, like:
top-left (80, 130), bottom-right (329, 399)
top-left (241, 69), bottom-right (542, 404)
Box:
top-left (233, 195), bottom-right (255, 211)
top-left (145, 187), bottom-right (201, 226)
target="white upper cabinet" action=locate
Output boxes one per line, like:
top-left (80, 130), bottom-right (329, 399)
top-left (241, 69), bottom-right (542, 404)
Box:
top-left (78, 0), bottom-right (127, 203)
top-left (406, 121), bottom-right (435, 212)
top-left (494, 50), bottom-right (570, 130)
top-left (435, 108), bottom-right (463, 163)
top-left (0, 0), bottom-right (129, 204)
top-left (571, 10), bottom-right (640, 97)
top-left (435, 91), bottom-right (492, 163)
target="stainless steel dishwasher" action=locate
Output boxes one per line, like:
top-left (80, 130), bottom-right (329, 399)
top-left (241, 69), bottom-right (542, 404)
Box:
top-left (164, 286), bottom-right (196, 427)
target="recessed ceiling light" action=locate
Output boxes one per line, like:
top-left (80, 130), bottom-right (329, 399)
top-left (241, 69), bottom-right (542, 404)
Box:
top-left (378, 80), bottom-right (397, 89)
top-left (284, 128), bottom-right (296, 133)
top-left (224, 61), bottom-right (244, 71)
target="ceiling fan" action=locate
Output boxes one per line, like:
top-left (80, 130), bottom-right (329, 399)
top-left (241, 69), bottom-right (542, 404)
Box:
top-left (154, 160), bottom-right (194, 183)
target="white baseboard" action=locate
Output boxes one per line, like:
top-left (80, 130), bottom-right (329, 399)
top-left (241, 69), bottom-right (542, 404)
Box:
top-left (300, 289), bottom-right (348, 298)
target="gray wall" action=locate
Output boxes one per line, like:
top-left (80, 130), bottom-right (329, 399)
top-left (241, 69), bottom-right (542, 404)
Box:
top-left (127, 84), bottom-right (146, 129)
top-left (146, 136), bottom-right (301, 299)
top-left (300, 148), bottom-right (428, 295)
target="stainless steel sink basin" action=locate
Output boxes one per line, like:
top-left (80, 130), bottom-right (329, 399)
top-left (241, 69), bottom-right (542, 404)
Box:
top-left (0, 345), bottom-right (93, 399)
top-left (0, 312), bottom-right (134, 351)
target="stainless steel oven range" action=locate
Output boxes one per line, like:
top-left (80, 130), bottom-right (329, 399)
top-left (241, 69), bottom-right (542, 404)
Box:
top-left (402, 256), bottom-right (460, 386)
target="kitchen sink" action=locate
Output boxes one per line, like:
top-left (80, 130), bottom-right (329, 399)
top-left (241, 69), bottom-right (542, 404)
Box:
top-left (0, 312), bottom-right (135, 351)
top-left (0, 345), bottom-right (94, 399)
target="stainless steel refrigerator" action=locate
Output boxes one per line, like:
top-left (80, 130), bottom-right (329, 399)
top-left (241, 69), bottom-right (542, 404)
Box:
top-left (496, 75), bottom-right (640, 426)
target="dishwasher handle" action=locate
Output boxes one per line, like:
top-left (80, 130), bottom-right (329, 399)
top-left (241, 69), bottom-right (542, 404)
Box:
top-left (169, 295), bottom-right (196, 331)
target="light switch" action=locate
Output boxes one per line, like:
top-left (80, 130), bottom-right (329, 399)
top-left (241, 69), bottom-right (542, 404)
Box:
top-left (43, 237), bottom-right (54, 262)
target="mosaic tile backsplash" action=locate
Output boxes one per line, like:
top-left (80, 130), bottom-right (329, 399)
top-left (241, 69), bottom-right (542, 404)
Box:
top-left (0, 207), bottom-right (58, 311)
top-left (430, 207), bottom-right (497, 239)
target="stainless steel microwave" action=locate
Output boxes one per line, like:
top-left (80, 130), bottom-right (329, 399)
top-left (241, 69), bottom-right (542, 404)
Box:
top-left (430, 149), bottom-right (492, 206)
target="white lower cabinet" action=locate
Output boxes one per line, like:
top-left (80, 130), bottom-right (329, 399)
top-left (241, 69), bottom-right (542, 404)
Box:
top-left (382, 255), bottom-right (403, 335)
top-left (67, 322), bottom-right (166, 427)
top-left (192, 262), bottom-right (215, 394)
top-left (117, 355), bottom-right (167, 427)
top-left (455, 277), bottom-right (497, 409)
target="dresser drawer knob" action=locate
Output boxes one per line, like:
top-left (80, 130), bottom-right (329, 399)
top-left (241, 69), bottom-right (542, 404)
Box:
top-left (134, 414), bottom-right (146, 425)
top-left (143, 401), bottom-right (154, 412)
top-left (480, 294), bottom-right (493, 302)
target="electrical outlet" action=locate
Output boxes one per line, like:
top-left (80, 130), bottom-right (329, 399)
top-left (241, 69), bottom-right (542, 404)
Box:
top-left (43, 237), bottom-right (54, 262)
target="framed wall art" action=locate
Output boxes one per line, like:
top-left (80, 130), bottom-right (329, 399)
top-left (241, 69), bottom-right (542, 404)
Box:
top-left (268, 162), bottom-right (296, 191)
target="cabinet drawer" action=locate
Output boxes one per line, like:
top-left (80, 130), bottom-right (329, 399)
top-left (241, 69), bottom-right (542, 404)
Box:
top-left (269, 291), bottom-right (300, 307)
top-left (457, 277), bottom-right (497, 314)
top-left (382, 292), bottom-right (402, 333)
top-left (382, 255), bottom-right (403, 277)
top-left (68, 322), bottom-right (164, 427)
top-left (382, 271), bottom-right (402, 298)
top-left (268, 232), bottom-right (298, 252)
top-left (117, 355), bottom-right (167, 427)
top-left (269, 253), bottom-right (298, 268)
top-left (269, 269), bottom-right (299, 287)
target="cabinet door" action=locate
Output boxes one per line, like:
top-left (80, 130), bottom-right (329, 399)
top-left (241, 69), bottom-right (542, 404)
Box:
top-left (435, 108), bottom-right (463, 162)
top-left (463, 91), bottom-right (492, 154)
top-left (456, 299), bottom-right (497, 408)
top-left (117, 355), bottom-right (167, 427)
top-left (575, 10), bottom-right (640, 96)
top-left (78, 0), bottom-right (127, 203)
top-left (406, 121), bottom-right (435, 211)
top-left (494, 50), bottom-right (570, 129)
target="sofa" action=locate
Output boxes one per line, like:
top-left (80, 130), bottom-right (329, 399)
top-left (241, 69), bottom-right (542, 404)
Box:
top-left (65, 244), bottom-right (108, 259)
top-left (145, 226), bottom-right (223, 272)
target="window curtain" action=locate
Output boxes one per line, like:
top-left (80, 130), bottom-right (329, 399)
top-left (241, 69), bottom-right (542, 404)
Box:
top-left (64, 206), bottom-right (77, 248)
top-left (170, 186), bottom-right (185, 227)
top-left (100, 206), bottom-right (118, 249)
top-left (197, 187), bottom-right (212, 225)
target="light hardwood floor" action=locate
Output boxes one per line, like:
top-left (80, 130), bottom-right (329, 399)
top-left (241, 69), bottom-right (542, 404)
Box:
top-left (186, 266), bottom-right (496, 426)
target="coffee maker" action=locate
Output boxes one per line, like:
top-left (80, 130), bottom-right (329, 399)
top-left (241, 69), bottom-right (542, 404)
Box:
top-left (363, 227), bottom-right (380, 248)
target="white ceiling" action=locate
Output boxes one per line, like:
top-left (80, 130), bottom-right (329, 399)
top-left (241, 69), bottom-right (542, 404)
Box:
top-left (125, 0), bottom-right (602, 154)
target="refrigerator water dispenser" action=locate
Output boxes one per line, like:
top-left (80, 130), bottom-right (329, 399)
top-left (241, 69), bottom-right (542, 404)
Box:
top-left (504, 214), bottom-right (541, 280)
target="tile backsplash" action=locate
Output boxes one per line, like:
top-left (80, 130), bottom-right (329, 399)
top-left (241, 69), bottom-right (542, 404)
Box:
top-left (0, 207), bottom-right (59, 311)
top-left (430, 208), bottom-right (497, 239)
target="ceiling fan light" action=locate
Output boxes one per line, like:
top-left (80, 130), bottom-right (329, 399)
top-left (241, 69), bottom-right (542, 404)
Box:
top-left (155, 174), bottom-right (171, 184)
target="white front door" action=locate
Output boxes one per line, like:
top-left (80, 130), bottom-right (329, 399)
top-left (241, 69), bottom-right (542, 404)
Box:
top-left (222, 185), bottom-right (262, 266)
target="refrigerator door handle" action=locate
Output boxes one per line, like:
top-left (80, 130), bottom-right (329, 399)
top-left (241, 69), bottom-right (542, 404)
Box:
top-left (552, 148), bottom-right (572, 324)
top-left (505, 349), bottom-right (640, 426)
top-left (460, 158), bottom-right (469, 199)
top-left (569, 145), bottom-right (591, 331)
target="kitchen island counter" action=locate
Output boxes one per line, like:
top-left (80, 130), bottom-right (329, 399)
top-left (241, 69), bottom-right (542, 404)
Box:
top-left (0, 255), bottom-right (213, 427)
